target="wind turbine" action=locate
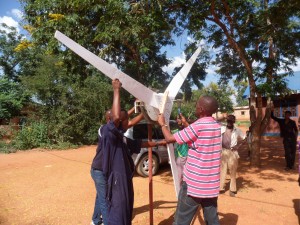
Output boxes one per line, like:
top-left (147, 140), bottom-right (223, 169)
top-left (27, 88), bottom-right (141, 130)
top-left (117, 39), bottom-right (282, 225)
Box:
top-left (54, 30), bottom-right (202, 196)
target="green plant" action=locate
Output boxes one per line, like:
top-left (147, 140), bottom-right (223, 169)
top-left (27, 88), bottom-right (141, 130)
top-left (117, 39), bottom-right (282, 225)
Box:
top-left (0, 141), bottom-right (17, 154)
top-left (12, 121), bottom-right (50, 150)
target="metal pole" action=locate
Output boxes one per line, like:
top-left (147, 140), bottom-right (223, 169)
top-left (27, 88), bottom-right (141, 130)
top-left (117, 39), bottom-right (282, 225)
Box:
top-left (147, 123), bottom-right (153, 225)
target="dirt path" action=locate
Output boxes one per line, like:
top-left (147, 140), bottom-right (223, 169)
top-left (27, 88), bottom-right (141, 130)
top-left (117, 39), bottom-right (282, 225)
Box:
top-left (0, 138), bottom-right (299, 225)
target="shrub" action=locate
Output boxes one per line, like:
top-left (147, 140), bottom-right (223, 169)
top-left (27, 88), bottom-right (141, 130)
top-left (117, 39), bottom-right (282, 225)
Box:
top-left (12, 121), bottom-right (50, 150)
top-left (0, 141), bottom-right (17, 154)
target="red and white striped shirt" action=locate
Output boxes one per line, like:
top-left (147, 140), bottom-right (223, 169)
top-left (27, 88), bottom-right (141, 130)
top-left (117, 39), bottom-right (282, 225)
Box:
top-left (174, 117), bottom-right (221, 198)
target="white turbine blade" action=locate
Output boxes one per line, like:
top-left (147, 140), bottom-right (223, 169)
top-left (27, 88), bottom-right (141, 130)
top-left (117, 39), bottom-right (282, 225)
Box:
top-left (54, 30), bottom-right (158, 108)
top-left (159, 91), bottom-right (169, 114)
top-left (165, 46), bottom-right (202, 99)
top-left (166, 143), bottom-right (180, 197)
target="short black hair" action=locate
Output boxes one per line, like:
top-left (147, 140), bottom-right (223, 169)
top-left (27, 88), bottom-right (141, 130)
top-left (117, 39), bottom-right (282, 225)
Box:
top-left (285, 110), bottom-right (291, 115)
top-left (227, 115), bottom-right (236, 120)
top-left (120, 108), bottom-right (128, 116)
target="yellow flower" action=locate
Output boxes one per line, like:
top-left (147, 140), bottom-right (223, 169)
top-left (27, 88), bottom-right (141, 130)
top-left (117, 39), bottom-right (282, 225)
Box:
top-left (14, 40), bottom-right (33, 52)
top-left (55, 61), bottom-right (64, 66)
top-left (48, 13), bottom-right (64, 21)
top-left (23, 25), bottom-right (35, 34)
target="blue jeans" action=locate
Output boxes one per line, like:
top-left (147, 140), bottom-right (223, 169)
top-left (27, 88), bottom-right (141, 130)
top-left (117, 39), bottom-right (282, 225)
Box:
top-left (173, 182), bottom-right (220, 225)
top-left (91, 168), bottom-right (108, 225)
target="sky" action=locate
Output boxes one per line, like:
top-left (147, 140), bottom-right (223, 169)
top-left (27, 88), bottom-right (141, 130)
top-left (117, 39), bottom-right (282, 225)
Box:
top-left (0, 0), bottom-right (23, 33)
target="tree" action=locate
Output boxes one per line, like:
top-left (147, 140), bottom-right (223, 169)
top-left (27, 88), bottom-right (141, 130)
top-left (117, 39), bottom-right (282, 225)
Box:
top-left (168, 0), bottom-right (300, 167)
top-left (0, 24), bottom-right (30, 120)
top-left (0, 24), bottom-right (25, 81)
top-left (0, 77), bottom-right (28, 120)
top-left (19, 0), bottom-right (175, 89)
top-left (21, 55), bottom-right (112, 144)
top-left (234, 79), bottom-right (249, 107)
top-left (172, 82), bottom-right (234, 121)
top-left (198, 82), bottom-right (234, 115)
top-left (17, 0), bottom-right (183, 144)
top-left (172, 44), bottom-right (210, 101)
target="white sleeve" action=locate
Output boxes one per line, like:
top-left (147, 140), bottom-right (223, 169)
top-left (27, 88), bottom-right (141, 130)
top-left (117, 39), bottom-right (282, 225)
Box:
top-left (237, 128), bottom-right (246, 140)
top-left (98, 125), bottom-right (103, 137)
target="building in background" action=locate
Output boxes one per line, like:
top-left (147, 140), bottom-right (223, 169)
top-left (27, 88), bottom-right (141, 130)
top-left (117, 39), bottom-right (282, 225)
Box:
top-left (233, 106), bottom-right (250, 122)
top-left (243, 72), bottom-right (300, 137)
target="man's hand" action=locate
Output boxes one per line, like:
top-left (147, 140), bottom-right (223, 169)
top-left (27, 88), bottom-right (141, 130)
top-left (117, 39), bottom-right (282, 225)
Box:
top-left (112, 78), bottom-right (122, 89)
top-left (158, 140), bottom-right (167, 146)
top-left (177, 113), bottom-right (189, 127)
top-left (180, 113), bottom-right (189, 127)
top-left (157, 113), bottom-right (166, 127)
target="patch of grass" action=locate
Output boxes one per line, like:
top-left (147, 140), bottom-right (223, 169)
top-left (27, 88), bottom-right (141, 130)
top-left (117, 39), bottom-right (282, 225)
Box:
top-left (236, 121), bottom-right (250, 127)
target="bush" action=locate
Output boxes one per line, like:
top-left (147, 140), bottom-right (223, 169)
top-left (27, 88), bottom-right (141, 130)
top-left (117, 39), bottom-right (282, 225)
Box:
top-left (12, 121), bottom-right (50, 150)
top-left (0, 141), bottom-right (17, 154)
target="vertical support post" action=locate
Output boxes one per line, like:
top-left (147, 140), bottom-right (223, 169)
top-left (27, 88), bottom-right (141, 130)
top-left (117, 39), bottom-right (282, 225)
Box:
top-left (147, 123), bottom-right (154, 225)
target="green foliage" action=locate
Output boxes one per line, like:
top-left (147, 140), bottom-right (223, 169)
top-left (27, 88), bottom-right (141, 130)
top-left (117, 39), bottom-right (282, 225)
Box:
top-left (12, 121), bottom-right (50, 150)
top-left (168, 0), bottom-right (300, 97)
top-left (0, 77), bottom-right (29, 119)
top-left (198, 82), bottom-right (234, 113)
top-left (0, 24), bottom-right (25, 81)
top-left (21, 55), bottom-right (112, 145)
top-left (0, 141), bottom-right (17, 154)
top-left (0, 25), bottom-right (31, 120)
top-left (171, 45), bottom-right (210, 101)
top-left (234, 79), bottom-right (249, 106)
top-left (171, 100), bottom-right (197, 121)
top-left (171, 82), bottom-right (234, 120)
top-left (19, 0), bottom-right (173, 90)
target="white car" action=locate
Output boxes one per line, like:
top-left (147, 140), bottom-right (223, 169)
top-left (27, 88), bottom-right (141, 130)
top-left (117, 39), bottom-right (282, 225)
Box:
top-left (124, 120), bottom-right (177, 177)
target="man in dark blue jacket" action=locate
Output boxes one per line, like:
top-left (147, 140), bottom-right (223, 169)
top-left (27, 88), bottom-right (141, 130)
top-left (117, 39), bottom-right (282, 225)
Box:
top-left (92, 79), bottom-right (165, 225)
top-left (271, 109), bottom-right (298, 170)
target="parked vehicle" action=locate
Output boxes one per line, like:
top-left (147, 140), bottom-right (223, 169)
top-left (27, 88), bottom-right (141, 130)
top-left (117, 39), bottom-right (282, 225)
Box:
top-left (124, 120), bottom-right (177, 177)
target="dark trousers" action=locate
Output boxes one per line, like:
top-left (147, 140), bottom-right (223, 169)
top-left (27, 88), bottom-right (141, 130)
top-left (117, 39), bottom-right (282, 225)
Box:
top-left (173, 182), bottom-right (220, 225)
top-left (283, 138), bottom-right (297, 169)
top-left (91, 168), bottom-right (108, 225)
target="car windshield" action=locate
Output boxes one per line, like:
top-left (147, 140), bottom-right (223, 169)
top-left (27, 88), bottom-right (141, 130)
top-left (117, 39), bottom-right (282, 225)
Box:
top-left (132, 121), bottom-right (178, 140)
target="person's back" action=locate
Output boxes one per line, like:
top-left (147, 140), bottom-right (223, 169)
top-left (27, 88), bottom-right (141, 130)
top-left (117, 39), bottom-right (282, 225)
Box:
top-left (179, 117), bottom-right (221, 197)
top-left (158, 95), bottom-right (222, 225)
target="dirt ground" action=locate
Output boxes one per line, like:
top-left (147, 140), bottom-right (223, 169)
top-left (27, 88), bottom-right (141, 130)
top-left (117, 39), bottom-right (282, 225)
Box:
top-left (0, 135), bottom-right (299, 225)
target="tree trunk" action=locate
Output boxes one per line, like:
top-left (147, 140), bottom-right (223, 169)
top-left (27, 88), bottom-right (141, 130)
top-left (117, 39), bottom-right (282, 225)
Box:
top-left (250, 127), bottom-right (261, 167)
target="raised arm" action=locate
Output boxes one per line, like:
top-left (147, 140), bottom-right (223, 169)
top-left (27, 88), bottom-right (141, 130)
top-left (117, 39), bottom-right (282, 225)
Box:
top-left (128, 113), bottom-right (144, 128)
top-left (111, 79), bottom-right (122, 128)
top-left (271, 108), bottom-right (281, 123)
top-left (127, 106), bottom-right (135, 117)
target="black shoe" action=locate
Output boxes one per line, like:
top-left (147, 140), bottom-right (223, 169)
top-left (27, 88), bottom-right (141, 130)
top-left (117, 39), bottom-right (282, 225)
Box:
top-left (229, 191), bottom-right (237, 197)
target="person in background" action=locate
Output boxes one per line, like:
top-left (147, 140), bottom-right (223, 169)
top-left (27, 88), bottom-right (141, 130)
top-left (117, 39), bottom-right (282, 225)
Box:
top-left (158, 96), bottom-right (221, 225)
top-left (246, 123), bottom-right (253, 161)
top-left (172, 114), bottom-right (189, 186)
top-left (219, 115), bottom-right (246, 197)
top-left (271, 109), bottom-right (298, 171)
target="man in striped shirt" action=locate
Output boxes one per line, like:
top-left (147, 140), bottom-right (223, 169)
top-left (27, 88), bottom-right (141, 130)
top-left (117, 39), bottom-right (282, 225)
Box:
top-left (158, 96), bottom-right (221, 225)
